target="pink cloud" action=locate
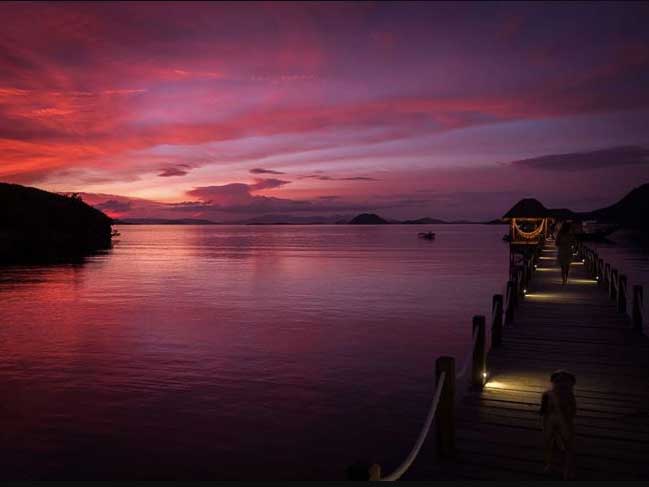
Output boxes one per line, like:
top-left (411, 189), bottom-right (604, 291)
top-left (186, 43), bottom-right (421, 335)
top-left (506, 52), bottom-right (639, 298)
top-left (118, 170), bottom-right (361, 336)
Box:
top-left (0, 2), bottom-right (647, 214)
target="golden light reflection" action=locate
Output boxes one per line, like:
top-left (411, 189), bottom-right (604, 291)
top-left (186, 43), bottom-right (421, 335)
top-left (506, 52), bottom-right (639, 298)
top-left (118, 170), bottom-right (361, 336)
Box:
top-left (484, 381), bottom-right (507, 389)
top-left (535, 267), bottom-right (559, 272)
top-left (569, 278), bottom-right (598, 285)
top-left (524, 292), bottom-right (556, 300)
top-left (539, 256), bottom-right (555, 260)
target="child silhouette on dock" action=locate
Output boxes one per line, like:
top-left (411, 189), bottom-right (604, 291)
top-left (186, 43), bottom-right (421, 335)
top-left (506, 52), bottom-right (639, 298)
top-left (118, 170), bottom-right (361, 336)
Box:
top-left (540, 370), bottom-right (577, 479)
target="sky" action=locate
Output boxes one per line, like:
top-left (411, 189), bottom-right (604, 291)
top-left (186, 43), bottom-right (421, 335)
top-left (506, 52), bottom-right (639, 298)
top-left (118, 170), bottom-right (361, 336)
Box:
top-left (1, 1), bottom-right (649, 222)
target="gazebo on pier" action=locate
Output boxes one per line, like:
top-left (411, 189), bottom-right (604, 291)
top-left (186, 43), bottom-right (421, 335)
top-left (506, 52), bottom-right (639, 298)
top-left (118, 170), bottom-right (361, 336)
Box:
top-left (502, 198), bottom-right (549, 270)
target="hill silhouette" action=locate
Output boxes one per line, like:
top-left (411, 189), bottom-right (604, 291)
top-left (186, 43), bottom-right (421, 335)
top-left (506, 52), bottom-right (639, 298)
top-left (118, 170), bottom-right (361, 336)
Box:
top-left (401, 217), bottom-right (448, 224)
top-left (585, 183), bottom-right (649, 230)
top-left (0, 182), bottom-right (113, 263)
top-left (348, 213), bottom-right (388, 224)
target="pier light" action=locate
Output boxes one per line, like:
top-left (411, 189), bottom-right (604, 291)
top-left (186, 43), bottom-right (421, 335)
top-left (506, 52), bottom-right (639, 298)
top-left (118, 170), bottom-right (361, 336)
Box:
top-left (523, 288), bottom-right (527, 294)
top-left (482, 371), bottom-right (487, 379)
top-left (582, 259), bottom-right (585, 263)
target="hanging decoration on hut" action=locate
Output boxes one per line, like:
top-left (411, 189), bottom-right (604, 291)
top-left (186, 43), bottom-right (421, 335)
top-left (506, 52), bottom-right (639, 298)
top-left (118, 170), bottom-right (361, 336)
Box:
top-left (512, 218), bottom-right (546, 240)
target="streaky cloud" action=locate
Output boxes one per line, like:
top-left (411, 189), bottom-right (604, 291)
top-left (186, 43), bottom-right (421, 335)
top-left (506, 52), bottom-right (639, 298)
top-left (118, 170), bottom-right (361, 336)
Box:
top-left (511, 145), bottom-right (649, 171)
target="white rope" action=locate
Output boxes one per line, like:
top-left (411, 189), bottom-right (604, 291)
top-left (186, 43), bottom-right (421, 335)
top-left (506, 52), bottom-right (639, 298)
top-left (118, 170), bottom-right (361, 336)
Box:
top-left (380, 371), bottom-right (447, 481)
top-left (456, 328), bottom-right (479, 380)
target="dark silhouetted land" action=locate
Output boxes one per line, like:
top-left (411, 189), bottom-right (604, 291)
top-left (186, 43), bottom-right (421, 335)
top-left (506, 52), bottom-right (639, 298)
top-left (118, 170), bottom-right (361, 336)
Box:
top-left (348, 213), bottom-right (389, 224)
top-left (0, 182), bottom-right (113, 263)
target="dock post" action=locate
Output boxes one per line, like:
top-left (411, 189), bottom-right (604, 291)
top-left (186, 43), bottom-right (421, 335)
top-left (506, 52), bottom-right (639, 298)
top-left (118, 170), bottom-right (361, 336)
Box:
top-left (505, 281), bottom-right (514, 325)
top-left (521, 264), bottom-right (528, 292)
top-left (492, 294), bottom-right (503, 348)
top-left (604, 262), bottom-right (610, 287)
top-left (610, 268), bottom-right (618, 300)
top-left (511, 274), bottom-right (519, 309)
top-left (618, 274), bottom-right (627, 314)
top-left (472, 315), bottom-right (486, 389)
top-left (435, 356), bottom-right (455, 458)
top-left (597, 258), bottom-right (604, 284)
top-left (633, 285), bottom-right (644, 333)
top-left (592, 252), bottom-right (599, 278)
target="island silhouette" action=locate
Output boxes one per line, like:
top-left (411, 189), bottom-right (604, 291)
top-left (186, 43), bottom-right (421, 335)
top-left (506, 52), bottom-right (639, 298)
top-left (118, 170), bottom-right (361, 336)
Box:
top-left (0, 182), bottom-right (113, 263)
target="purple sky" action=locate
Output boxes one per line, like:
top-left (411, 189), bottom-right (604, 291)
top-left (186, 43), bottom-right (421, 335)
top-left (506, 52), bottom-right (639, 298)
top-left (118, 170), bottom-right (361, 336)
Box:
top-left (1, 1), bottom-right (649, 221)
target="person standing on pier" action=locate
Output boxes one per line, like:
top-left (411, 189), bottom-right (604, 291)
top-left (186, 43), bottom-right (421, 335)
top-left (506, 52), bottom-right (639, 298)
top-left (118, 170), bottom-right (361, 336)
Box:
top-left (556, 222), bottom-right (575, 284)
top-left (540, 370), bottom-right (577, 479)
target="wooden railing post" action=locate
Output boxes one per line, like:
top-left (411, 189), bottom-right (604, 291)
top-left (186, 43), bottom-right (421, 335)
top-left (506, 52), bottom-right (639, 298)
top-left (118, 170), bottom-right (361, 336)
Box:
top-left (511, 274), bottom-right (520, 309)
top-left (472, 315), bottom-right (486, 389)
top-left (492, 294), bottom-right (503, 348)
top-left (597, 258), bottom-right (604, 283)
top-left (610, 268), bottom-right (618, 300)
top-left (505, 280), bottom-right (514, 325)
top-left (618, 274), bottom-right (627, 314)
top-left (346, 462), bottom-right (381, 480)
top-left (591, 252), bottom-right (599, 278)
top-left (435, 356), bottom-right (455, 458)
top-left (633, 285), bottom-right (644, 333)
top-left (604, 262), bottom-right (610, 287)
top-left (521, 264), bottom-right (528, 291)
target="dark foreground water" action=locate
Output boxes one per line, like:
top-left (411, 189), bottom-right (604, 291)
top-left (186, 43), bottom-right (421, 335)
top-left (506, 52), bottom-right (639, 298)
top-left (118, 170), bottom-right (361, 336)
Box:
top-left (0, 225), bottom-right (646, 479)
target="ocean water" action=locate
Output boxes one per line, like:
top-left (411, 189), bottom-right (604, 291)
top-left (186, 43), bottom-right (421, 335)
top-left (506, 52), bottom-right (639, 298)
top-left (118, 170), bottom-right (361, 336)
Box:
top-left (0, 224), bottom-right (645, 479)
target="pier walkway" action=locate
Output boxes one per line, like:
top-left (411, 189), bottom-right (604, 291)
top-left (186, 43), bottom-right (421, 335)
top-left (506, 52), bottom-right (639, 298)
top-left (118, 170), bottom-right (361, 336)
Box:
top-left (375, 239), bottom-right (649, 481)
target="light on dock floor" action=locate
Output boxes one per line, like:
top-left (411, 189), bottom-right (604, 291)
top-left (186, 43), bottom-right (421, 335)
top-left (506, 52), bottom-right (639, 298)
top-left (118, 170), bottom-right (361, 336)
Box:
top-left (535, 267), bottom-right (559, 272)
top-left (524, 292), bottom-right (556, 300)
top-left (539, 256), bottom-right (554, 260)
top-left (569, 278), bottom-right (598, 285)
top-left (484, 380), bottom-right (507, 389)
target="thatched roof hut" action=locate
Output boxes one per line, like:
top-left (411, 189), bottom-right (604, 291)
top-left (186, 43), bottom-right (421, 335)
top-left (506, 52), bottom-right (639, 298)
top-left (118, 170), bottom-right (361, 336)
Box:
top-left (502, 198), bottom-right (548, 220)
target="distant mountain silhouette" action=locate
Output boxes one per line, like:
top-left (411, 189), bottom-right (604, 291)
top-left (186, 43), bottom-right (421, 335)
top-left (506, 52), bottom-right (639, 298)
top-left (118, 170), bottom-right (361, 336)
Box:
top-left (0, 182), bottom-right (113, 263)
top-left (584, 183), bottom-right (649, 230)
top-left (401, 217), bottom-right (448, 224)
top-left (234, 214), bottom-right (352, 225)
top-left (116, 218), bottom-right (218, 225)
top-left (348, 213), bottom-right (389, 224)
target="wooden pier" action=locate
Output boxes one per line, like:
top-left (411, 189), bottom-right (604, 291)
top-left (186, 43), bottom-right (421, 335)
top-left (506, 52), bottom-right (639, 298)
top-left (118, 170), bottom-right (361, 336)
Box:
top-left (374, 239), bottom-right (649, 481)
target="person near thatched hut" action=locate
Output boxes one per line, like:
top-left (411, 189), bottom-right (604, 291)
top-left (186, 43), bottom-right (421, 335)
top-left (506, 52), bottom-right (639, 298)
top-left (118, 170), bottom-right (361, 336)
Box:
top-left (555, 222), bottom-right (575, 284)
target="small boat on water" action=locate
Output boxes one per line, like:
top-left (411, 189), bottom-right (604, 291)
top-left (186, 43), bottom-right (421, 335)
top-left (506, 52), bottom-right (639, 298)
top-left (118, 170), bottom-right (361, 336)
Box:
top-left (418, 232), bottom-right (435, 240)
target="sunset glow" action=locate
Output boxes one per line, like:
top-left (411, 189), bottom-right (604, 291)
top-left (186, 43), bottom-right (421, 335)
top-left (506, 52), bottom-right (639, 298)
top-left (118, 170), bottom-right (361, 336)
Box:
top-left (2, 2), bottom-right (649, 221)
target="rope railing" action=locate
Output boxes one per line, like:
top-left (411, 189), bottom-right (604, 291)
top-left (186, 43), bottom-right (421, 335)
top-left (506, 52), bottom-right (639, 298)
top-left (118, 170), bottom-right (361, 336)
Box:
top-left (379, 371), bottom-right (447, 481)
top-left (379, 323), bottom-right (480, 480)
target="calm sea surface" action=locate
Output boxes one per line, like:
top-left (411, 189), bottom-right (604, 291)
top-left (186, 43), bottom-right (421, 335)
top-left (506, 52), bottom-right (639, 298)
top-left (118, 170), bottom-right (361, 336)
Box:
top-left (0, 224), bottom-right (646, 479)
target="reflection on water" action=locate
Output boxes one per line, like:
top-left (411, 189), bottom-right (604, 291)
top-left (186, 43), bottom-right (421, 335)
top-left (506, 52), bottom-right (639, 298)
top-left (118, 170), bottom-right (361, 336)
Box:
top-left (0, 224), bottom-right (540, 478)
